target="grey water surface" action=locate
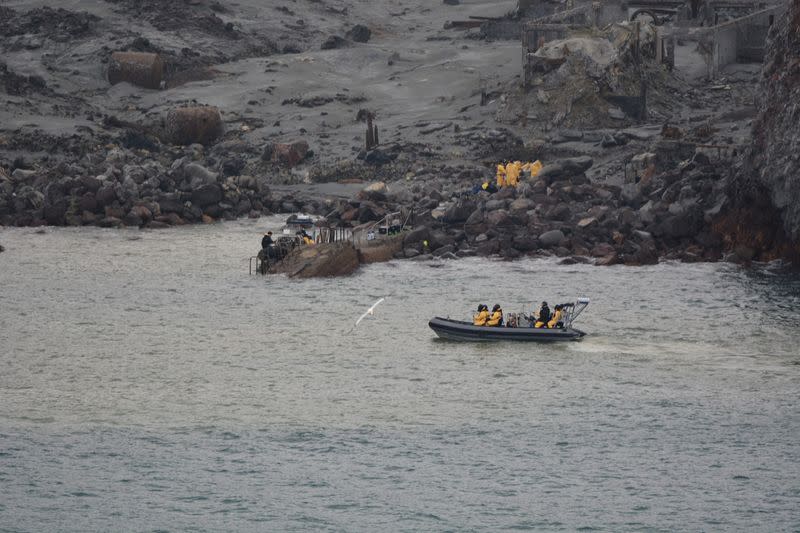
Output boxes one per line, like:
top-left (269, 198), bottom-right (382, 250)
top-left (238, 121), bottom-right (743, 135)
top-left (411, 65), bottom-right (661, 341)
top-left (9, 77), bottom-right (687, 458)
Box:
top-left (1, 219), bottom-right (799, 532)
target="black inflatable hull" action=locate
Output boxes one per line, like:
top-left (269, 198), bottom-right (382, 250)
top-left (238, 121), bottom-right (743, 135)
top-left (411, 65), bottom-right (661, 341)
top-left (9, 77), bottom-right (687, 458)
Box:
top-left (429, 317), bottom-right (585, 342)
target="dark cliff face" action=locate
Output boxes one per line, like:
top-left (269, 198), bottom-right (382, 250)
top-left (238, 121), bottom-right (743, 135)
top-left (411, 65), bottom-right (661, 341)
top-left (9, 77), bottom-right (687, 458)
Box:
top-left (725, 0), bottom-right (800, 261)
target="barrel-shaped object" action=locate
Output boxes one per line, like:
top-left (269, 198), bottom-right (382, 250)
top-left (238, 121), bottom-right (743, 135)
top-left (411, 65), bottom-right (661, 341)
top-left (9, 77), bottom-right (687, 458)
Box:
top-left (165, 106), bottom-right (224, 146)
top-left (108, 51), bottom-right (163, 90)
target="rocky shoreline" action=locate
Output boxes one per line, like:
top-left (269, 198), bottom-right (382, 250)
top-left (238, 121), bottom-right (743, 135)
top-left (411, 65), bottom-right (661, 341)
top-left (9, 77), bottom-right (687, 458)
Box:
top-left (1, 0), bottom-right (799, 268)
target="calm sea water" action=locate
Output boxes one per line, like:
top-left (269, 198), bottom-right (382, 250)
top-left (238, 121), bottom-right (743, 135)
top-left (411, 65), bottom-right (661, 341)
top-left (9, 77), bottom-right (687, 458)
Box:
top-left (1, 219), bottom-right (799, 532)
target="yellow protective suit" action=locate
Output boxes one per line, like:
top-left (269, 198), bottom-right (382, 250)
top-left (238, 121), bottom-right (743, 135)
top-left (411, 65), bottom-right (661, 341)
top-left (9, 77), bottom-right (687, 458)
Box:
top-left (547, 309), bottom-right (562, 329)
top-left (473, 310), bottom-right (489, 326)
top-left (505, 161), bottom-right (521, 187)
top-left (524, 160), bottom-right (543, 178)
top-left (303, 235), bottom-right (314, 245)
top-left (487, 309), bottom-right (503, 327)
top-left (496, 164), bottom-right (506, 188)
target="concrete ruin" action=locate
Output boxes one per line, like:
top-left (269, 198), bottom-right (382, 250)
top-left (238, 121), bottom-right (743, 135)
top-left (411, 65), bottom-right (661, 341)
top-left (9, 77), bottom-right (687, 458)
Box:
top-left (519, 0), bottom-right (788, 127)
top-left (662, 4), bottom-right (786, 77)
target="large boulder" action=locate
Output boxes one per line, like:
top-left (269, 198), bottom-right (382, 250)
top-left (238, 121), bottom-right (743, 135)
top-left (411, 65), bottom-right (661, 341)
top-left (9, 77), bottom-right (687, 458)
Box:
top-left (321, 35), bottom-right (348, 50)
top-left (158, 194), bottom-right (184, 214)
top-left (464, 209), bottom-right (485, 226)
top-left (184, 163), bottom-right (218, 185)
top-left (43, 198), bottom-right (68, 225)
top-left (363, 149), bottom-right (394, 166)
top-left (272, 242), bottom-right (360, 278)
top-left (512, 235), bottom-right (538, 252)
top-left (537, 156), bottom-right (593, 183)
top-left (485, 209), bottom-right (513, 227)
top-left (509, 197), bottom-right (535, 211)
top-left (403, 225), bottom-right (431, 248)
top-left (476, 239), bottom-right (500, 256)
top-left (485, 199), bottom-right (506, 211)
top-left (346, 24), bottom-right (371, 43)
top-left (358, 236), bottom-right (405, 263)
top-left (538, 229), bottom-right (565, 247)
top-left (191, 183), bottom-right (223, 207)
top-left (266, 140), bottom-right (310, 167)
top-left (429, 230), bottom-right (455, 250)
top-left (443, 200), bottom-right (476, 223)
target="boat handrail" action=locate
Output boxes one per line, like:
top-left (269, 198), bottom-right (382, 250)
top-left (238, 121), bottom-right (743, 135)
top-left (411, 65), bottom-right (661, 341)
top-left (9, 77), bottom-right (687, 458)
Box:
top-left (566, 297), bottom-right (590, 327)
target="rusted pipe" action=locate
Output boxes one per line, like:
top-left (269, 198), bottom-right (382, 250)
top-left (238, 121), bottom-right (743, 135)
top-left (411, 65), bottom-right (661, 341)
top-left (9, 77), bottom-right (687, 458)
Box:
top-left (164, 106), bottom-right (224, 146)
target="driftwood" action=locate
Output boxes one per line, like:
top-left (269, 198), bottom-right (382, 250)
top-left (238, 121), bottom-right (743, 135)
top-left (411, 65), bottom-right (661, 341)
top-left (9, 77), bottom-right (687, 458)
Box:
top-left (107, 52), bottom-right (163, 90)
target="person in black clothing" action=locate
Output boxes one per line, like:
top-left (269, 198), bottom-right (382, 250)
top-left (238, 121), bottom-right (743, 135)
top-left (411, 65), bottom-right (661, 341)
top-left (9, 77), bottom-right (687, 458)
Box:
top-left (536, 301), bottom-right (551, 327)
top-left (261, 231), bottom-right (278, 261)
top-left (261, 231), bottom-right (273, 250)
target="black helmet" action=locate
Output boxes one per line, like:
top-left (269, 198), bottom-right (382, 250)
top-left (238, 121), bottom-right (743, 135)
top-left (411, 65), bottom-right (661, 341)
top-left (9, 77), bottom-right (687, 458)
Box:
top-left (492, 304), bottom-right (501, 311)
top-left (542, 301), bottom-right (548, 306)
top-left (477, 304), bottom-right (483, 312)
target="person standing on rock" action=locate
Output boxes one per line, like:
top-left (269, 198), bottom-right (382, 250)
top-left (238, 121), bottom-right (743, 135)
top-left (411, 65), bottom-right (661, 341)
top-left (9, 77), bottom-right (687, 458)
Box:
top-left (496, 163), bottom-right (507, 188)
top-left (505, 161), bottom-right (521, 188)
top-left (261, 231), bottom-right (274, 250)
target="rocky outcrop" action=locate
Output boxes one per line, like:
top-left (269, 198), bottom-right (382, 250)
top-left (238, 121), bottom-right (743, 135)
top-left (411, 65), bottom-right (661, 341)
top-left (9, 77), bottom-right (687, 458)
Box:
top-left (727, 0), bottom-right (800, 261)
top-left (270, 242), bottom-right (360, 278)
top-left (0, 145), bottom-right (275, 228)
top-left (358, 235), bottom-right (404, 263)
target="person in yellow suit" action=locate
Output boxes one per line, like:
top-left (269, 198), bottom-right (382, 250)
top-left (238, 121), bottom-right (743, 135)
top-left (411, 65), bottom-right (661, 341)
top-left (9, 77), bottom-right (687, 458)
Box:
top-left (299, 229), bottom-right (315, 245)
top-left (495, 163), bottom-right (507, 188)
top-left (522, 160), bottom-right (543, 178)
top-left (505, 161), bottom-right (521, 188)
top-left (547, 304), bottom-right (563, 329)
top-left (473, 304), bottom-right (489, 326)
top-left (487, 304), bottom-right (504, 327)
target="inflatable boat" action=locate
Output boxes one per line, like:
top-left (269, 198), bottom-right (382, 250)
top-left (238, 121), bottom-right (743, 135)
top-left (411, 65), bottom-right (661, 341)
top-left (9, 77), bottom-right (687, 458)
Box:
top-left (429, 298), bottom-right (589, 342)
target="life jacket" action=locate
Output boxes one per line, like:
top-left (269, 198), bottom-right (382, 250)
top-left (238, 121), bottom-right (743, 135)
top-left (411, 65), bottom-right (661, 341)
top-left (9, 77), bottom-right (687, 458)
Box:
top-left (505, 162), bottom-right (520, 187)
top-left (547, 309), bottom-right (562, 329)
top-left (525, 160), bottom-right (543, 177)
top-left (473, 310), bottom-right (489, 326)
top-left (303, 236), bottom-right (314, 245)
top-left (487, 310), bottom-right (503, 327)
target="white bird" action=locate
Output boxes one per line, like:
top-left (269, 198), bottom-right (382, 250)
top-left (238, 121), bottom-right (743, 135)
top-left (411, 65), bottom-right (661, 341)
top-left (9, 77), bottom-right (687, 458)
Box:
top-left (355, 297), bottom-right (385, 327)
